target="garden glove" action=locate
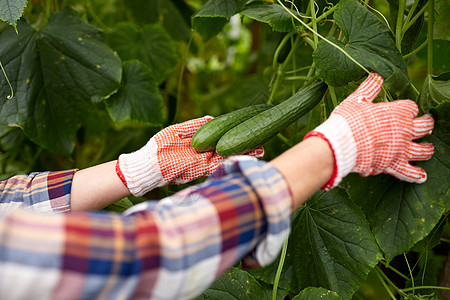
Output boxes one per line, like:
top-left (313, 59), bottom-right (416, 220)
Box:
top-left (304, 72), bottom-right (435, 190)
top-left (116, 116), bottom-right (264, 196)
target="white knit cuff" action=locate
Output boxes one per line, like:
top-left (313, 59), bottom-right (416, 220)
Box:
top-left (312, 114), bottom-right (357, 189)
top-left (118, 138), bottom-right (163, 197)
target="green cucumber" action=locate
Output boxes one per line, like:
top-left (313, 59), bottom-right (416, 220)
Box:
top-left (191, 104), bottom-right (273, 152)
top-left (216, 82), bottom-right (327, 157)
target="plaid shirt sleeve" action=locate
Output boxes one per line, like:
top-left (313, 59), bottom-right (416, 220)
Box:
top-left (0, 156), bottom-right (292, 300)
top-left (0, 170), bottom-right (77, 216)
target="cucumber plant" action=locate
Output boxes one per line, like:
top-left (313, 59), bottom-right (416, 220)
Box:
top-left (0, 0), bottom-right (449, 299)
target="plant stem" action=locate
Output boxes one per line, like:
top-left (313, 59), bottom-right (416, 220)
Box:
top-left (86, 0), bottom-right (109, 32)
top-left (284, 66), bottom-right (313, 74)
top-left (441, 238), bottom-right (450, 244)
top-left (380, 261), bottom-right (410, 281)
top-left (272, 32), bottom-right (295, 70)
top-left (402, 3), bottom-right (429, 35)
top-left (404, 253), bottom-right (415, 294)
top-left (268, 67), bottom-right (282, 105)
top-left (46, 0), bottom-right (52, 20)
top-left (306, 4), bottom-right (337, 26)
top-left (404, 0), bottom-right (421, 27)
top-left (328, 86), bottom-right (337, 108)
top-left (401, 286), bottom-right (450, 293)
top-left (174, 32), bottom-right (193, 124)
top-left (291, 34), bottom-right (297, 95)
top-left (427, 0), bottom-right (434, 75)
top-left (309, 0), bottom-right (319, 49)
top-left (277, 133), bottom-right (294, 147)
top-left (403, 39), bottom-right (428, 59)
top-left (374, 267), bottom-right (398, 300)
top-left (0, 61), bottom-right (13, 100)
top-left (284, 76), bottom-right (313, 81)
top-left (272, 238), bottom-right (289, 300)
top-left (395, 0), bottom-right (406, 51)
top-left (269, 36), bottom-right (301, 104)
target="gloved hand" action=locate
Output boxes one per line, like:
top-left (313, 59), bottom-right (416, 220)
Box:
top-left (116, 116), bottom-right (264, 196)
top-left (305, 72), bottom-right (434, 190)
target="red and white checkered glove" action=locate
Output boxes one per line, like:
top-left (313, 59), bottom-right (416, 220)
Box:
top-left (305, 72), bottom-right (434, 190)
top-left (116, 116), bottom-right (264, 196)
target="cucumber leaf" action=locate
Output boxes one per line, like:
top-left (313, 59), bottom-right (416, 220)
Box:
top-left (106, 23), bottom-right (178, 85)
top-left (193, 267), bottom-right (267, 300)
top-left (192, 0), bottom-right (248, 40)
top-left (249, 188), bottom-right (381, 299)
top-left (313, 0), bottom-right (414, 99)
top-left (434, 1), bottom-right (450, 40)
top-left (344, 101), bottom-right (450, 261)
top-left (419, 72), bottom-right (450, 113)
top-left (292, 287), bottom-right (341, 300)
top-left (0, 8), bottom-right (122, 155)
top-left (105, 60), bottom-right (164, 125)
top-left (103, 197), bottom-right (134, 213)
top-left (124, 0), bottom-right (192, 41)
top-left (240, 2), bottom-right (301, 32)
top-left (0, 0), bottom-right (27, 28)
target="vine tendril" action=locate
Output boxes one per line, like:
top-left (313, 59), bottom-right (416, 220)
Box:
top-left (0, 61), bottom-right (14, 100)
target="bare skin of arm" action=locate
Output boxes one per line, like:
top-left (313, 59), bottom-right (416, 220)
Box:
top-left (269, 137), bottom-right (334, 208)
top-left (70, 161), bottom-right (131, 211)
top-left (69, 137), bottom-right (334, 212)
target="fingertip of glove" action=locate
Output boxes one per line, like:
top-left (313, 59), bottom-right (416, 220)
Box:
top-left (368, 72), bottom-right (384, 85)
top-left (248, 146), bottom-right (265, 158)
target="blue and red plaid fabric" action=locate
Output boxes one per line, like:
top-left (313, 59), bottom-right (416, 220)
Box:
top-left (0, 170), bottom-right (76, 215)
top-left (0, 157), bottom-right (292, 300)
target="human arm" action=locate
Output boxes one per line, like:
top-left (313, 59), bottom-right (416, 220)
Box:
top-left (0, 156), bottom-right (295, 300)
top-left (0, 117), bottom-right (263, 214)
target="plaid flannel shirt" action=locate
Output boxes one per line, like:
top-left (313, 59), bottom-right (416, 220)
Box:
top-left (0, 170), bottom-right (76, 216)
top-left (0, 156), bottom-right (292, 300)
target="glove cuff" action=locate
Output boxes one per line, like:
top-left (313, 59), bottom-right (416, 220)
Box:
top-left (117, 139), bottom-right (162, 197)
top-left (304, 114), bottom-right (357, 189)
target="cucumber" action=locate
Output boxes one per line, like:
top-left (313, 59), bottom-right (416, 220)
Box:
top-left (191, 104), bottom-right (273, 152)
top-left (216, 82), bottom-right (327, 157)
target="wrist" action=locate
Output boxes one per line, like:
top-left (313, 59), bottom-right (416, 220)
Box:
top-left (305, 114), bottom-right (357, 189)
top-left (117, 139), bottom-right (162, 196)
top-left (269, 137), bottom-right (334, 208)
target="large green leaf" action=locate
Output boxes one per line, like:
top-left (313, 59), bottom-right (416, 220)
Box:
top-left (434, 1), bottom-right (450, 40)
top-left (249, 188), bottom-right (381, 299)
top-left (105, 60), bottom-right (164, 125)
top-left (124, 0), bottom-right (191, 41)
top-left (0, 0), bottom-right (27, 27)
top-left (192, 0), bottom-right (248, 40)
top-left (103, 197), bottom-right (134, 213)
top-left (106, 23), bottom-right (178, 84)
top-left (193, 267), bottom-right (267, 300)
top-left (344, 102), bottom-right (450, 261)
top-left (313, 0), bottom-right (413, 99)
top-left (0, 8), bottom-right (122, 155)
top-left (240, 2), bottom-right (301, 32)
top-left (292, 287), bottom-right (341, 300)
top-left (419, 72), bottom-right (450, 113)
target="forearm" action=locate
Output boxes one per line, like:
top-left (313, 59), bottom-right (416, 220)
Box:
top-left (269, 136), bottom-right (334, 209)
top-left (70, 160), bottom-right (131, 211)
